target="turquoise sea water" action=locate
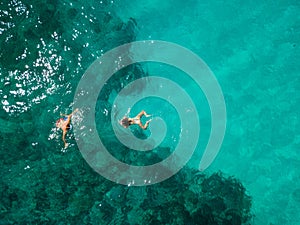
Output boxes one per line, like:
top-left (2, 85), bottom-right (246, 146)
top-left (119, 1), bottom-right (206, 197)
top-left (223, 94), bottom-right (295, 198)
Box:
top-left (1, 0), bottom-right (299, 224)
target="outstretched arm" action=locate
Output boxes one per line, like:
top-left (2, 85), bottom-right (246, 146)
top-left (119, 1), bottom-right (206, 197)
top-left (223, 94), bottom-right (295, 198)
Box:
top-left (71, 108), bottom-right (79, 115)
top-left (60, 108), bottom-right (79, 117)
top-left (62, 108), bottom-right (79, 124)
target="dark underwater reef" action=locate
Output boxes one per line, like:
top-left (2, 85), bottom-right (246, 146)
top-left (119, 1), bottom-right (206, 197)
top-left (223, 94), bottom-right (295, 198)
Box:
top-left (93, 170), bottom-right (252, 225)
top-left (1, 155), bottom-right (252, 225)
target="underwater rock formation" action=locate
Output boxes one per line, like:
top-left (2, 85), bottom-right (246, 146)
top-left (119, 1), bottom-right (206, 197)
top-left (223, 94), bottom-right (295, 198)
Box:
top-left (97, 169), bottom-right (252, 225)
top-left (1, 156), bottom-right (252, 224)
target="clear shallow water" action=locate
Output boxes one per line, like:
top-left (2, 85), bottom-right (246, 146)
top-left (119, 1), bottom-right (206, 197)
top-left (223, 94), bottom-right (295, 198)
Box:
top-left (114, 0), bottom-right (300, 224)
top-left (0, 0), bottom-right (299, 224)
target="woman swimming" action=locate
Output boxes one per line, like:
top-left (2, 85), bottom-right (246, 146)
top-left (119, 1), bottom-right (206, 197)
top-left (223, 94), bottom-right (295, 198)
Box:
top-left (56, 108), bottom-right (78, 148)
top-left (120, 110), bottom-right (151, 130)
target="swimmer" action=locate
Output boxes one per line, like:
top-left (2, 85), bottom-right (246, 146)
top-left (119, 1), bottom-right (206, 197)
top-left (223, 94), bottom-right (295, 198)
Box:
top-left (56, 108), bottom-right (78, 148)
top-left (120, 110), bottom-right (151, 130)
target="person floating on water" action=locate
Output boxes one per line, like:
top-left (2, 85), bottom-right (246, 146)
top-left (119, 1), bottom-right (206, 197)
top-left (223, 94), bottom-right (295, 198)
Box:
top-left (120, 110), bottom-right (152, 130)
top-left (56, 108), bottom-right (78, 148)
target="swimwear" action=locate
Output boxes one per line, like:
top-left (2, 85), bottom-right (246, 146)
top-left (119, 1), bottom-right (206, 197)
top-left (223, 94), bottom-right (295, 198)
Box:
top-left (132, 117), bottom-right (140, 125)
top-left (66, 124), bottom-right (72, 130)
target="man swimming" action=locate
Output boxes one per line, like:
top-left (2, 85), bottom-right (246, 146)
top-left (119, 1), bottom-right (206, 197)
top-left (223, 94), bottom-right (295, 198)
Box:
top-left (120, 110), bottom-right (151, 130)
top-left (56, 108), bottom-right (78, 148)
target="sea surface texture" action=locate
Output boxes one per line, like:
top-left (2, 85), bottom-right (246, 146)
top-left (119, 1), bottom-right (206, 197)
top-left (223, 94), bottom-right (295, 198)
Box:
top-left (0, 0), bottom-right (299, 224)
